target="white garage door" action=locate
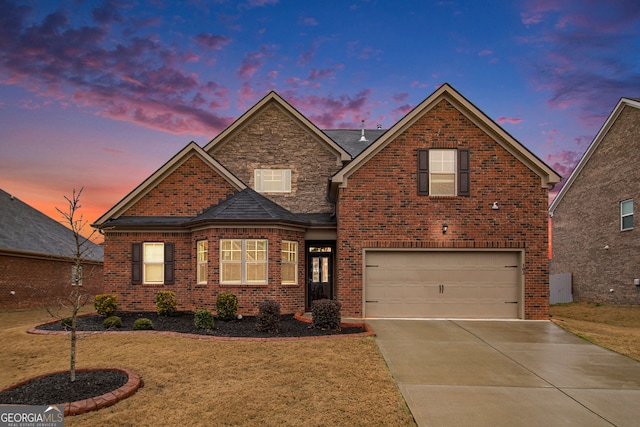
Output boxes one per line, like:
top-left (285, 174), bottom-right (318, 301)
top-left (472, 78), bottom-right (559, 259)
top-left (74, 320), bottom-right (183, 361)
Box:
top-left (364, 251), bottom-right (521, 319)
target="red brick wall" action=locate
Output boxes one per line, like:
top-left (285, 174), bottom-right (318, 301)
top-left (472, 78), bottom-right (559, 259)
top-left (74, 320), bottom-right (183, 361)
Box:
top-left (123, 154), bottom-right (238, 217)
top-left (0, 254), bottom-right (103, 309)
top-left (336, 99), bottom-right (550, 319)
top-left (103, 228), bottom-right (305, 315)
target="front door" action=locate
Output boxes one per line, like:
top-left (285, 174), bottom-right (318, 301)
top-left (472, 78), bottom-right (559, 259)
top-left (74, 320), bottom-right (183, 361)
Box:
top-left (307, 244), bottom-right (333, 309)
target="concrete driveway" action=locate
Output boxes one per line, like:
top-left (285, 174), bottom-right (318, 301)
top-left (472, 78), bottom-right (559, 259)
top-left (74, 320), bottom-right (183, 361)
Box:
top-left (368, 320), bottom-right (640, 427)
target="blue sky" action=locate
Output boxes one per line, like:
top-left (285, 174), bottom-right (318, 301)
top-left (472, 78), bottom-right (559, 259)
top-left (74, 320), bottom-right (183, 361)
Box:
top-left (1, 0), bottom-right (639, 225)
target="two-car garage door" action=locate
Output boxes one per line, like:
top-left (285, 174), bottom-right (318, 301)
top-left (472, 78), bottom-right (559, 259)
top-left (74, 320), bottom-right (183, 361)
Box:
top-left (364, 251), bottom-right (521, 319)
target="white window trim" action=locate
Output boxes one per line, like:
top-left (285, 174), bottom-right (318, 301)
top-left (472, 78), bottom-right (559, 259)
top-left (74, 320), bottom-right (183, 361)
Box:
top-left (281, 240), bottom-right (298, 285)
top-left (621, 199), bottom-right (633, 231)
top-left (220, 239), bottom-right (268, 284)
top-left (143, 242), bottom-right (164, 284)
top-left (197, 240), bottom-right (208, 284)
top-left (429, 149), bottom-right (457, 196)
top-left (254, 169), bottom-right (291, 193)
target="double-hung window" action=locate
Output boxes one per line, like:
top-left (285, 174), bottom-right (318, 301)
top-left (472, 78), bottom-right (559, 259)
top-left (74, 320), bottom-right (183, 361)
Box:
top-left (143, 243), bottom-right (165, 284)
top-left (220, 239), bottom-right (268, 284)
top-left (197, 240), bottom-right (208, 284)
top-left (254, 169), bottom-right (291, 193)
top-left (281, 241), bottom-right (298, 284)
top-left (621, 199), bottom-right (633, 231)
top-left (418, 149), bottom-right (469, 196)
top-left (131, 242), bottom-right (174, 285)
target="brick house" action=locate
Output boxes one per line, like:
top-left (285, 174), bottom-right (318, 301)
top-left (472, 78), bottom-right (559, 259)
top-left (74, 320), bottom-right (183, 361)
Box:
top-left (0, 189), bottom-right (104, 308)
top-left (549, 97), bottom-right (640, 304)
top-left (94, 84), bottom-right (560, 319)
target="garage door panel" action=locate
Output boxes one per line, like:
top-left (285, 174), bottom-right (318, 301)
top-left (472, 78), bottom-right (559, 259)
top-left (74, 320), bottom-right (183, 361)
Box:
top-left (365, 251), bottom-right (520, 319)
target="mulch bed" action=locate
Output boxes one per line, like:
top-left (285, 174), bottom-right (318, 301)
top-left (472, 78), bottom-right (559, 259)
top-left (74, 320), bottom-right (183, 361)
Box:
top-left (0, 370), bottom-right (128, 406)
top-left (36, 311), bottom-right (365, 338)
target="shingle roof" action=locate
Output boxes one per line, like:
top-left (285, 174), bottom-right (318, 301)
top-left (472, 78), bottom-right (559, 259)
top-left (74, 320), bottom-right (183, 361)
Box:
top-left (323, 129), bottom-right (386, 157)
top-left (190, 188), bottom-right (307, 225)
top-left (102, 216), bottom-right (191, 227)
top-left (0, 189), bottom-right (103, 261)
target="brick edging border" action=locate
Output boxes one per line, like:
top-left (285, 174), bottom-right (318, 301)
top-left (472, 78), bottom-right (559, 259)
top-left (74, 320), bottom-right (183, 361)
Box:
top-left (27, 315), bottom-right (376, 341)
top-left (0, 367), bottom-right (142, 417)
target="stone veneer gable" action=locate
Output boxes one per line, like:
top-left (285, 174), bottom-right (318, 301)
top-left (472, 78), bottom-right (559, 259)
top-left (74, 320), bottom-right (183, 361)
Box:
top-left (209, 102), bottom-right (343, 214)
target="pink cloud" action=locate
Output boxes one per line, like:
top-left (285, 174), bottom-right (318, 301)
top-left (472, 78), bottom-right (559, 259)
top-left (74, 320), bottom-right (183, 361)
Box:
top-left (392, 93), bottom-right (409, 103)
top-left (300, 16), bottom-right (319, 26)
top-left (392, 104), bottom-right (413, 117)
top-left (496, 116), bottom-right (523, 125)
top-left (0, 3), bottom-right (237, 136)
top-left (478, 50), bottom-right (493, 56)
top-left (194, 33), bottom-right (232, 50)
top-left (247, 0), bottom-right (279, 7)
top-left (520, 0), bottom-right (640, 128)
top-left (285, 89), bottom-right (373, 128)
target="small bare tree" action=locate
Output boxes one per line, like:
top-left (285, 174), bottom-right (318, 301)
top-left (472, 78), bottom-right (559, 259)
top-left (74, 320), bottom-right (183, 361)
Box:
top-left (52, 187), bottom-right (98, 382)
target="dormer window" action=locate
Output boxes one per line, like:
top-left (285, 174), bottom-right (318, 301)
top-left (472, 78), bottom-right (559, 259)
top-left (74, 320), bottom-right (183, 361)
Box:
top-left (254, 169), bottom-right (291, 193)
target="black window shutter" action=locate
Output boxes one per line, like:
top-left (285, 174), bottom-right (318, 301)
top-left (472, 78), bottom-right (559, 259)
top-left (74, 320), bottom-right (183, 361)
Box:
top-left (132, 243), bottom-right (142, 284)
top-left (458, 149), bottom-right (470, 196)
top-left (164, 242), bottom-right (175, 284)
top-left (417, 149), bottom-right (429, 195)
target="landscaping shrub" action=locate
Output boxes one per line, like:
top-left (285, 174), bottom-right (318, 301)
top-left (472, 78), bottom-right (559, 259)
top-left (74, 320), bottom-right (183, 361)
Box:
top-left (156, 291), bottom-right (177, 316)
top-left (216, 292), bottom-right (238, 321)
top-left (255, 300), bottom-right (281, 334)
top-left (311, 299), bottom-right (342, 330)
top-left (94, 294), bottom-right (118, 317)
top-left (103, 316), bottom-right (122, 329)
top-left (60, 317), bottom-right (73, 329)
top-left (194, 309), bottom-right (215, 330)
top-left (133, 318), bottom-right (153, 330)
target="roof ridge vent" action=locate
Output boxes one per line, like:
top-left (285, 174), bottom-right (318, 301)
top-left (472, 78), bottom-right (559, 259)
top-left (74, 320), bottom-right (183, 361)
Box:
top-left (359, 119), bottom-right (367, 142)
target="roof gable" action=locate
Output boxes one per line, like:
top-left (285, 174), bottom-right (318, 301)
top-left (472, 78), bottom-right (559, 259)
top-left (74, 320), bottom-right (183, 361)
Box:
top-left (550, 97), bottom-right (640, 213)
top-left (0, 189), bottom-right (103, 261)
top-left (549, 98), bottom-right (640, 215)
top-left (332, 83), bottom-right (560, 189)
top-left (93, 142), bottom-right (245, 227)
top-left (204, 91), bottom-right (351, 162)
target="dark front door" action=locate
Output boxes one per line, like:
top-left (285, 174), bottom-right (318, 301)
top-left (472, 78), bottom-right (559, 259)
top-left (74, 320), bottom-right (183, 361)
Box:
top-left (307, 244), bottom-right (333, 309)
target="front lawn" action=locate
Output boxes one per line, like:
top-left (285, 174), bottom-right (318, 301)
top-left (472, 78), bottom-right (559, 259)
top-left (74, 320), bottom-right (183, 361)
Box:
top-left (0, 309), bottom-right (415, 426)
top-left (550, 302), bottom-right (640, 361)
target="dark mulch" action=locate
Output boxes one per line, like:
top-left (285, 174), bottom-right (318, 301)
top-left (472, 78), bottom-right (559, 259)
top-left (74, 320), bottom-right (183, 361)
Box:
top-left (1, 312), bottom-right (365, 407)
top-left (0, 370), bottom-right (128, 406)
top-left (36, 311), bottom-right (365, 338)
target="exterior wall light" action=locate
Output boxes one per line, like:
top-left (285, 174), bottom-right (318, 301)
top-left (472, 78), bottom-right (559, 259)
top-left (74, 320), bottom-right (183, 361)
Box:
top-left (492, 202), bottom-right (499, 210)
top-left (442, 223), bottom-right (448, 234)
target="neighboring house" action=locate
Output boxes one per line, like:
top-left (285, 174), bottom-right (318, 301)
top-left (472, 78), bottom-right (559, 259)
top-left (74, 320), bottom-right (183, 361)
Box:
top-left (0, 189), bottom-right (104, 308)
top-left (549, 97), bottom-right (640, 304)
top-left (93, 84), bottom-right (560, 319)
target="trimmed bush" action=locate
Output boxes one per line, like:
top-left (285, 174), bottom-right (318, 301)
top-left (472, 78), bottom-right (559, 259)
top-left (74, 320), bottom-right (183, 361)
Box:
top-left (103, 316), bottom-right (122, 329)
top-left (60, 317), bottom-right (73, 329)
top-left (311, 299), bottom-right (342, 330)
top-left (194, 309), bottom-right (215, 330)
top-left (216, 292), bottom-right (238, 321)
top-left (133, 318), bottom-right (153, 330)
top-left (156, 291), bottom-right (177, 316)
top-left (255, 300), bottom-right (281, 334)
top-left (94, 294), bottom-right (118, 317)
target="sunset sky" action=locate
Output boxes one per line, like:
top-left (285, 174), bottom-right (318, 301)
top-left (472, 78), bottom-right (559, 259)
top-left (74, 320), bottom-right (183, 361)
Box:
top-left (1, 0), bottom-right (639, 233)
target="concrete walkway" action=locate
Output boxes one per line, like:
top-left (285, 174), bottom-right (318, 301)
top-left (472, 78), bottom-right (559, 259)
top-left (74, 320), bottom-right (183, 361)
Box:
top-left (368, 320), bottom-right (640, 427)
